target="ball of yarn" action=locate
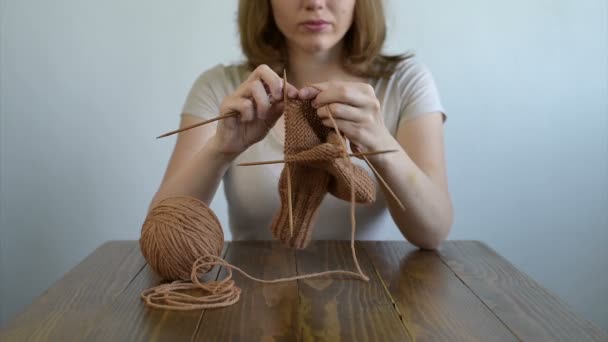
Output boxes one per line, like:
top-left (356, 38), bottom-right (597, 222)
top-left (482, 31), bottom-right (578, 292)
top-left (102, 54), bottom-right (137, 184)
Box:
top-left (140, 196), bottom-right (224, 281)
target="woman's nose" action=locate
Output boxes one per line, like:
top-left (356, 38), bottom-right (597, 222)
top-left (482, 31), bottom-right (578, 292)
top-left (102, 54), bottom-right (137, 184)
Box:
top-left (304, 0), bottom-right (325, 11)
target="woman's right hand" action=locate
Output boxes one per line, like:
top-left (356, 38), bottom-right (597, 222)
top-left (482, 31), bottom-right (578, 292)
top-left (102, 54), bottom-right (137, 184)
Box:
top-left (210, 64), bottom-right (298, 156)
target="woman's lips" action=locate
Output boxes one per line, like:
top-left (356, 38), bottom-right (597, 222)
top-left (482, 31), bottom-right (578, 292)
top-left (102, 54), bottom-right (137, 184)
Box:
top-left (302, 20), bottom-right (330, 33)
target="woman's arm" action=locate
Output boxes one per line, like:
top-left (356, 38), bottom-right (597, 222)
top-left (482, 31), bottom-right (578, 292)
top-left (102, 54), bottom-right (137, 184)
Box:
top-left (148, 115), bottom-right (234, 212)
top-left (366, 112), bottom-right (453, 250)
top-left (300, 82), bottom-right (453, 250)
top-left (149, 64), bottom-right (297, 213)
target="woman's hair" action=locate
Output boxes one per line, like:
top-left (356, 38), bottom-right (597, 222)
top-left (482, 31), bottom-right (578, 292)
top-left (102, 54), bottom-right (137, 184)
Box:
top-left (238, 0), bottom-right (412, 79)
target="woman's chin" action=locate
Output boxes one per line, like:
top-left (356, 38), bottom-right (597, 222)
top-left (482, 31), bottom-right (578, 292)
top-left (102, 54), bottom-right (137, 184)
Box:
top-left (300, 40), bottom-right (335, 54)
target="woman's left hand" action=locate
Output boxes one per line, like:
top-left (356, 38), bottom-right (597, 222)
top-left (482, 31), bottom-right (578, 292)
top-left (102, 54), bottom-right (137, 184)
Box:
top-left (298, 81), bottom-right (397, 153)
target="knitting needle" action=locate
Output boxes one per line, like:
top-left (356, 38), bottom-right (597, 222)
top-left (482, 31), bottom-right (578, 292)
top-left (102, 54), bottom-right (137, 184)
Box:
top-left (156, 111), bottom-right (239, 139)
top-left (157, 67), bottom-right (294, 139)
top-left (286, 163), bottom-right (294, 238)
top-left (361, 155), bottom-right (405, 210)
top-left (283, 69), bottom-right (294, 237)
top-left (236, 149), bottom-right (398, 166)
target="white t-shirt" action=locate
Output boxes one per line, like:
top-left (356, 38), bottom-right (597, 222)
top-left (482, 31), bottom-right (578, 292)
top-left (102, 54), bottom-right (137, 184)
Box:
top-left (181, 58), bottom-right (446, 241)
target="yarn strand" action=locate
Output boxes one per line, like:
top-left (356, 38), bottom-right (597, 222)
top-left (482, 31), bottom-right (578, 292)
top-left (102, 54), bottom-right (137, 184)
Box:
top-left (325, 105), bottom-right (368, 280)
top-left (140, 194), bottom-right (368, 310)
top-left (141, 92), bottom-right (382, 310)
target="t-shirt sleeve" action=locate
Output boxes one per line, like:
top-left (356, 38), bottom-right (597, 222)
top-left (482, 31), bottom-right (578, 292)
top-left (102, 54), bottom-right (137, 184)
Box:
top-left (181, 64), bottom-right (225, 120)
top-left (396, 59), bottom-right (447, 127)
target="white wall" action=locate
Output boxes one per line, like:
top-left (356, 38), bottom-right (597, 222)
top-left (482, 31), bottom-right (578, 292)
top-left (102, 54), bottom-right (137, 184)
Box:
top-left (1, 0), bottom-right (606, 331)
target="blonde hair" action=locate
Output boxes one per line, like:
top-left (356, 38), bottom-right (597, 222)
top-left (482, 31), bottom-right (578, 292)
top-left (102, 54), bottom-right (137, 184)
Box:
top-left (237, 0), bottom-right (412, 78)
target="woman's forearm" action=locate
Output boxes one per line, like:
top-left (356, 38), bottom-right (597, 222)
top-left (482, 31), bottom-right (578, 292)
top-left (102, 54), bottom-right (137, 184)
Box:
top-left (367, 138), bottom-right (453, 250)
top-left (149, 136), bottom-right (236, 211)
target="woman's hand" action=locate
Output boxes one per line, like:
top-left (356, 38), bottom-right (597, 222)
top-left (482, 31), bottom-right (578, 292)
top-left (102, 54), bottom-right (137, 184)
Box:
top-left (211, 64), bottom-right (298, 156)
top-left (298, 81), bottom-right (397, 153)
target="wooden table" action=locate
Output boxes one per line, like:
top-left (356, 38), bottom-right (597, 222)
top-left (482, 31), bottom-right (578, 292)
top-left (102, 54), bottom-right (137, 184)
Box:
top-left (1, 240), bottom-right (605, 341)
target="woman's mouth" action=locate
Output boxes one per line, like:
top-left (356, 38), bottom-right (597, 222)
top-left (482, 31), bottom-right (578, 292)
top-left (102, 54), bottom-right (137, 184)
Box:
top-left (301, 20), bottom-right (330, 33)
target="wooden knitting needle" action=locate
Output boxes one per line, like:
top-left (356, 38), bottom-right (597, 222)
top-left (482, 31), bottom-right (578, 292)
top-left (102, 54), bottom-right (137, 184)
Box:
top-left (286, 163), bottom-right (294, 238)
top-left (283, 69), bottom-right (294, 237)
top-left (157, 68), bottom-right (299, 139)
top-left (361, 155), bottom-right (405, 210)
top-left (236, 149), bottom-right (398, 166)
top-left (156, 111), bottom-right (239, 139)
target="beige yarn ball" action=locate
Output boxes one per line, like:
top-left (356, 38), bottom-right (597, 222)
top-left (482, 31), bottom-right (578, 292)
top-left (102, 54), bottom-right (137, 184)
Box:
top-left (140, 196), bottom-right (224, 281)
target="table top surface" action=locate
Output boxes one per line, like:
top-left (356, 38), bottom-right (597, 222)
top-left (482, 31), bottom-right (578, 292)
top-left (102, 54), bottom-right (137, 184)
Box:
top-left (1, 240), bottom-right (605, 341)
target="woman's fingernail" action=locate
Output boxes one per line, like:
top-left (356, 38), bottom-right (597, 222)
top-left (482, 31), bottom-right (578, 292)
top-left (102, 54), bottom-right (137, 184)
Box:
top-left (300, 89), bottom-right (308, 98)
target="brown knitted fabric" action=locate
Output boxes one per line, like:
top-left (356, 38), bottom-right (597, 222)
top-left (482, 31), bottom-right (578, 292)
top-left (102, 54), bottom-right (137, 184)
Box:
top-left (318, 133), bottom-right (376, 203)
top-left (270, 99), bottom-right (376, 249)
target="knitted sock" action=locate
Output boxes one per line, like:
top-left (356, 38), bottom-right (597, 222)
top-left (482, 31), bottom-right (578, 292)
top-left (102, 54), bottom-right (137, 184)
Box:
top-left (270, 99), bottom-right (376, 249)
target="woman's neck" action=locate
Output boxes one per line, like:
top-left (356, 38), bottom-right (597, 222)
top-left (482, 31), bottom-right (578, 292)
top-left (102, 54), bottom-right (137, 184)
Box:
top-left (286, 44), bottom-right (350, 89)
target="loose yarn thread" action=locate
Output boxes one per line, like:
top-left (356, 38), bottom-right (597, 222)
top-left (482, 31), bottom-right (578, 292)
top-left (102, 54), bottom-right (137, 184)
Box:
top-left (140, 99), bottom-right (373, 311)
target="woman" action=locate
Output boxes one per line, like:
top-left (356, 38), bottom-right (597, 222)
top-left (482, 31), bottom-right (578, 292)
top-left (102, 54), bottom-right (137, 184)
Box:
top-left (150, 0), bottom-right (453, 250)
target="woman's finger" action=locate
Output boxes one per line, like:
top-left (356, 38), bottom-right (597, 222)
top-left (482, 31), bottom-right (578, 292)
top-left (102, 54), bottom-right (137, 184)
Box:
top-left (312, 83), bottom-right (368, 108)
top-left (249, 64), bottom-right (284, 102)
top-left (298, 80), bottom-right (335, 99)
top-left (228, 97), bottom-right (255, 122)
top-left (249, 80), bottom-right (271, 119)
top-left (298, 85), bottom-right (322, 100)
top-left (284, 81), bottom-right (299, 99)
top-left (321, 117), bottom-right (366, 144)
top-left (264, 101), bottom-right (284, 128)
top-left (317, 103), bottom-right (365, 122)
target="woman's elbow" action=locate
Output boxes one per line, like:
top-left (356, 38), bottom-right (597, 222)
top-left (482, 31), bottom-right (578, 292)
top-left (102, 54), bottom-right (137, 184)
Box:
top-left (415, 235), bottom-right (446, 251)
top-left (410, 213), bottom-right (453, 251)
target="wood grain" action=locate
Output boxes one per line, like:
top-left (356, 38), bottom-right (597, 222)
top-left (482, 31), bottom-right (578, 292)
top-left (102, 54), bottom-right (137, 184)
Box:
top-left (194, 241), bottom-right (300, 341)
top-left (360, 241), bottom-right (518, 341)
top-left (80, 243), bottom-right (229, 341)
top-left (296, 241), bottom-right (411, 341)
top-left (2, 240), bottom-right (604, 341)
top-left (0, 241), bottom-right (145, 341)
top-left (439, 240), bottom-right (608, 341)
